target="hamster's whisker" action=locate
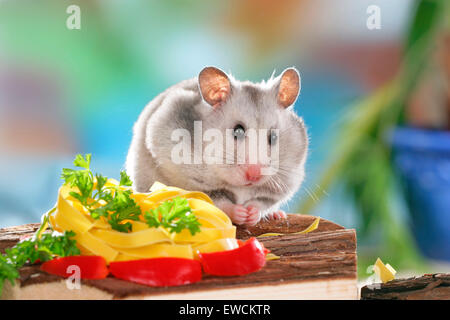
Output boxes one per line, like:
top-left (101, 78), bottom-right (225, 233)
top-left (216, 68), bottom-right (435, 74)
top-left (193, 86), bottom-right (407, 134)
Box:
top-left (315, 183), bottom-right (330, 196)
top-left (304, 186), bottom-right (319, 203)
top-left (272, 167), bottom-right (304, 177)
top-left (266, 174), bottom-right (290, 194)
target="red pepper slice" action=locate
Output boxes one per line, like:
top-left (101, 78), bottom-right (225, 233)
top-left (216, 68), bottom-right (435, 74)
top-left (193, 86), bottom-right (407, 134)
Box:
top-left (198, 237), bottom-right (268, 276)
top-left (40, 255), bottom-right (109, 279)
top-left (109, 257), bottom-right (202, 287)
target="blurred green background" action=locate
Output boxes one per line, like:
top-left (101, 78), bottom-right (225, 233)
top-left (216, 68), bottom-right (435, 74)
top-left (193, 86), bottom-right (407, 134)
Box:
top-left (0, 0), bottom-right (449, 280)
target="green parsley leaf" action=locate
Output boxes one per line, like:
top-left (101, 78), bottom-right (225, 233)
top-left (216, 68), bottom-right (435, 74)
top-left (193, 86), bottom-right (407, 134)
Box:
top-left (73, 153), bottom-right (91, 169)
top-left (144, 197), bottom-right (201, 235)
top-left (91, 187), bottom-right (141, 232)
top-left (119, 171), bottom-right (133, 187)
top-left (61, 154), bottom-right (94, 206)
top-left (0, 231), bottom-right (80, 295)
top-left (0, 255), bottom-right (19, 294)
top-left (95, 173), bottom-right (108, 193)
top-left (61, 154), bottom-right (141, 233)
top-left (60, 154), bottom-right (201, 234)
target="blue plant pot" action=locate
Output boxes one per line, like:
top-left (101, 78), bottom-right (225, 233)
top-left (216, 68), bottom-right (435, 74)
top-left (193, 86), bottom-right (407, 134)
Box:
top-left (391, 127), bottom-right (450, 262)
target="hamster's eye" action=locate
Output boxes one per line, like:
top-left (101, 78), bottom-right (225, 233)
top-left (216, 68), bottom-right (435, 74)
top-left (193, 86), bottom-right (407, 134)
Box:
top-left (269, 130), bottom-right (278, 145)
top-left (233, 124), bottom-right (245, 140)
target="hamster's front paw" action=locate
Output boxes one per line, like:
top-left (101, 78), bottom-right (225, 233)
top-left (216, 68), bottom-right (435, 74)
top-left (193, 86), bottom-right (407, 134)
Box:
top-left (245, 205), bottom-right (261, 226)
top-left (267, 210), bottom-right (287, 220)
top-left (227, 204), bottom-right (261, 226)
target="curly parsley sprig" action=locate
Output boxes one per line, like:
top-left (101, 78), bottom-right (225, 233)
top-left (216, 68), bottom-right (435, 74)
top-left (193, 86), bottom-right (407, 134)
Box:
top-left (145, 197), bottom-right (201, 235)
top-left (0, 154), bottom-right (203, 295)
top-left (0, 230), bottom-right (80, 294)
top-left (61, 154), bottom-right (141, 233)
top-left (61, 154), bottom-right (201, 235)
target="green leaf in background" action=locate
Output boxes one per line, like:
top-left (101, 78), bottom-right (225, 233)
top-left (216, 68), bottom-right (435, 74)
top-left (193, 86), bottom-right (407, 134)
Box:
top-left (297, 0), bottom-right (446, 278)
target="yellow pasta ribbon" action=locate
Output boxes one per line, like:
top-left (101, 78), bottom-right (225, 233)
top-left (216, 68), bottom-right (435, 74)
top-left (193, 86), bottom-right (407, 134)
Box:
top-left (257, 217), bottom-right (321, 237)
top-left (112, 243), bottom-right (194, 260)
top-left (172, 227), bottom-right (236, 243)
top-left (193, 238), bottom-right (238, 255)
top-left (266, 253), bottom-right (280, 261)
top-left (49, 181), bottom-right (237, 263)
top-left (89, 228), bottom-right (171, 248)
top-left (73, 231), bottom-right (119, 263)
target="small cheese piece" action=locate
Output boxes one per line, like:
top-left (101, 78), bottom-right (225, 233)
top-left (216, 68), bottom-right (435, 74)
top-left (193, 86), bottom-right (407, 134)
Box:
top-left (373, 258), bottom-right (396, 283)
top-left (149, 181), bottom-right (167, 192)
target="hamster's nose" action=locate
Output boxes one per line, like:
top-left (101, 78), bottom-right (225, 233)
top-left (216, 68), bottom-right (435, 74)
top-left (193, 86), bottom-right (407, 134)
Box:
top-left (245, 164), bottom-right (261, 182)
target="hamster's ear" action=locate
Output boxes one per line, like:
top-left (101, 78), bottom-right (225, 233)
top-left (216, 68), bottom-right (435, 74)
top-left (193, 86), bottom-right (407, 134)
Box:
top-left (276, 68), bottom-right (301, 108)
top-left (198, 67), bottom-right (231, 108)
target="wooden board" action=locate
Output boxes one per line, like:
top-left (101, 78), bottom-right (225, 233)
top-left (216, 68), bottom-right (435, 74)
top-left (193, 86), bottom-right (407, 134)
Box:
top-left (0, 214), bottom-right (358, 300)
top-left (361, 273), bottom-right (450, 300)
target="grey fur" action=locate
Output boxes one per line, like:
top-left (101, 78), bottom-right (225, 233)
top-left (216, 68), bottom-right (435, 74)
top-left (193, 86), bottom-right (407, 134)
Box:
top-left (207, 189), bottom-right (237, 204)
top-left (242, 83), bottom-right (261, 105)
top-left (126, 68), bottom-right (308, 221)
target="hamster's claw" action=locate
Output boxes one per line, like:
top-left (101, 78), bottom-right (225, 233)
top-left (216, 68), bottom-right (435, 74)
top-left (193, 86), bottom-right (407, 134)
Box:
top-left (227, 204), bottom-right (261, 226)
top-left (245, 205), bottom-right (261, 226)
top-left (229, 204), bottom-right (249, 225)
top-left (268, 210), bottom-right (287, 220)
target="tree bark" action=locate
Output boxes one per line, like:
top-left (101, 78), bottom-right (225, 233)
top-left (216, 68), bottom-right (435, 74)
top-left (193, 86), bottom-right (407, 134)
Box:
top-left (1, 214), bottom-right (358, 299)
top-left (361, 273), bottom-right (450, 300)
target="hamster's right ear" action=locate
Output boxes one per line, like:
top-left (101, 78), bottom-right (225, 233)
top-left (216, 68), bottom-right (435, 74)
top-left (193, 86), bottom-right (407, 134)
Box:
top-left (198, 67), bottom-right (231, 108)
top-left (276, 68), bottom-right (301, 108)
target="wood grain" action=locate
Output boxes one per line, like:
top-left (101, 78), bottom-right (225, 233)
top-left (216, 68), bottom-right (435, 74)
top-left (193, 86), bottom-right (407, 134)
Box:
top-left (1, 214), bottom-right (358, 299)
top-left (361, 273), bottom-right (450, 300)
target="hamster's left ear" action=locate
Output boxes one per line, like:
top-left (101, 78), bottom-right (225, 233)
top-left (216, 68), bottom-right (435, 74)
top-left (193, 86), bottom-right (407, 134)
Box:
top-left (276, 68), bottom-right (301, 108)
top-left (198, 67), bottom-right (231, 108)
